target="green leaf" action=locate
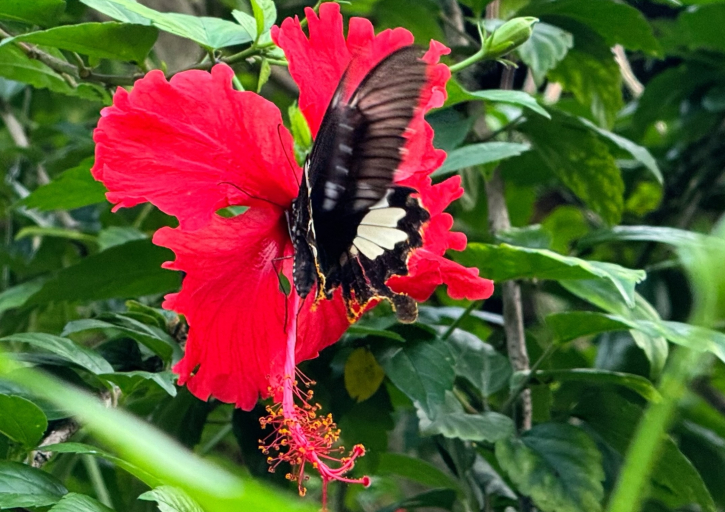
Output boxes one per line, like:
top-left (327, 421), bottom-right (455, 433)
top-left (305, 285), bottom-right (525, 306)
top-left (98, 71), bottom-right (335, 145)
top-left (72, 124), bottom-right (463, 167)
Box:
top-left (576, 392), bottom-right (716, 512)
top-left (457, 243), bottom-right (645, 307)
top-left (0, 461), bottom-right (67, 508)
top-left (20, 159), bottom-right (108, 211)
top-left (375, 335), bottom-right (455, 418)
top-left (250, 0), bottom-right (276, 37)
top-left (4, 23), bottom-right (158, 63)
top-left (0, 358), bottom-right (316, 512)
top-left (0, 333), bottom-right (113, 375)
top-left (445, 80), bottom-right (550, 118)
top-left (0, 45), bottom-right (109, 103)
top-left (346, 325), bottom-right (405, 342)
top-left (0, 394), bottom-right (47, 447)
top-left (15, 227), bottom-right (97, 246)
top-left (0, 279), bottom-right (45, 316)
top-left (517, 22), bottom-right (573, 84)
top-left (495, 423), bottom-right (605, 512)
top-left (532, 369), bottom-right (661, 402)
top-left (344, 348), bottom-right (385, 402)
top-left (288, 102), bottom-right (312, 164)
top-left (447, 328), bottom-right (511, 396)
top-left (576, 117), bottom-right (663, 184)
top-left (521, 114), bottom-right (624, 224)
top-left (49, 493), bottom-right (115, 512)
top-left (548, 32), bottom-right (623, 128)
top-left (547, 311), bottom-right (725, 363)
top-left (63, 314), bottom-right (182, 364)
top-left (524, 0), bottom-right (660, 54)
top-left (28, 240), bottom-right (179, 304)
top-left (577, 225), bottom-right (713, 249)
top-left (376, 489), bottom-right (457, 512)
top-left (256, 58), bottom-right (271, 93)
top-left (678, 4), bottom-right (725, 53)
top-left (99, 371), bottom-right (177, 397)
top-left (42, 442), bottom-right (158, 487)
top-left (377, 453), bottom-right (462, 493)
top-left (79, 0), bottom-right (253, 50)
top-left (434, 142), bottom-right (531, 178)
top-left (97, 227), bottom-right (146, 251)
top-left (139, 486), bottom-right (204, 512)
top-left (417, 392), bottom-right (514, 442)
top-left (0, 0), bottom-right (65, 27)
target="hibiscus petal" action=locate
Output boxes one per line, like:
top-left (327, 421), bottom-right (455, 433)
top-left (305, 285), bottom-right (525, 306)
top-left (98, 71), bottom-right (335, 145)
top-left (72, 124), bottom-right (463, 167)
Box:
top-left (93, 64), bottom-right (300, 231)
top-left (389, 249), bottom-right (494, 302)
top-left (155, 208), bottom-right (350, 410)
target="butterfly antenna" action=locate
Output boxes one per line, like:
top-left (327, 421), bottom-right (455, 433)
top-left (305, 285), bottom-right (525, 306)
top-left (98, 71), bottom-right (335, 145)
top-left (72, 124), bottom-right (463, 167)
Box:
top-left (217, 181), bottom-right (285, 209)
top-left (270, 255), bottom-right (291, 334)
top-left (277, 123), bottom-right (301, 188)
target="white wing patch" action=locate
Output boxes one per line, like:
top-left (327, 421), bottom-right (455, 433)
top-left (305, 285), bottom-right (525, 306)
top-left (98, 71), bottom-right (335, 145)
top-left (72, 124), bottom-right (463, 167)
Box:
top-left (360, 207), bottom-right (406, 227)
top-left (349, 204), bottom-right (409, 260)
top-left (357, 225), bottom-right (408, 249)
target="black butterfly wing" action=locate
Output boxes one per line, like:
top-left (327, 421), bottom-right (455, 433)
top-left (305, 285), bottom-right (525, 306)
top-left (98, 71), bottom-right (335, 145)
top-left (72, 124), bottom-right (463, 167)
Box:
top-left (291, 45), bottom-right (431, 322)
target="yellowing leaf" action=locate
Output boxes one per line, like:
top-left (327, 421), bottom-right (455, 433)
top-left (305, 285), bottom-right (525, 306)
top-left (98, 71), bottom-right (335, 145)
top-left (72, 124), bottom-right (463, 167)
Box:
top-left (344, 348), bottom-right (385, 402)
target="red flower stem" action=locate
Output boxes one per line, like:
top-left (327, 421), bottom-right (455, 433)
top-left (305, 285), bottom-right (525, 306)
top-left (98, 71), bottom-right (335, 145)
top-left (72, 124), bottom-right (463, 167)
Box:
top-left (280, 290), bottom-right (369, 505)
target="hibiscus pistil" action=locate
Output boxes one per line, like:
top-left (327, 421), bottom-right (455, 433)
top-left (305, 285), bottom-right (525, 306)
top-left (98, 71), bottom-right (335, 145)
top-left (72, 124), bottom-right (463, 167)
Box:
top-left (259, 291), bottom-right (370, 506)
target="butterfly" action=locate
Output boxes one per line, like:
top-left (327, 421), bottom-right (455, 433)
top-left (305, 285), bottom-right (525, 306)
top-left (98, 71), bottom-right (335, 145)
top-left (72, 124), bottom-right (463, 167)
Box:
top-left (288, 45), bottom-right (431, 323)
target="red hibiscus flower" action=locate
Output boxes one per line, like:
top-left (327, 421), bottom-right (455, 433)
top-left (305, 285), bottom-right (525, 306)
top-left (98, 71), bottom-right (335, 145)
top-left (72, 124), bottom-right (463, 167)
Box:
top-left (92, 1), bottom-right (493, 499)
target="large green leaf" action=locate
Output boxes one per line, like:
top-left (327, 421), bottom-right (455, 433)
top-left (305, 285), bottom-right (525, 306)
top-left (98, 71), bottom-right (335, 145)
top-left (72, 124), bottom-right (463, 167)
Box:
top-left (678, 4), bottom-right (725, 53)
top-left (79, 0), bottom-right (254, 49)
top-left (377, 453), bottom-right (462, 493)
top-left (374, 334), bottom-right (455, 418)
top-left (560, 282), bottom-right (668, 375)
top-left (447, 328), bottom-right (511, 396)
top-left (0, 394), bottom-right (47, 447)
top-left (0, 0), bottom-right (65, 27)
top-left (524, 0), bottom-right (660, 54)
top-left (0, 279), bottom-right (45, 316)
top-left (4, 23), bottom-right (158, 62)
top-left (434, 142), bottom-right (530, 177)
top-left (0, 45), bottom-right (108, 102)
top-left (576, 392), bottom-right (716, 511)
top-left (517, 22), bottom-right (573, 84)
top-left (20, 159), bottom-right (107, 211)
top-left (521, 114), bottom-right (624, 224)
top-left (547, 311), bottom-right (725, 363)
top-left (495, 423), bottom-right (605, 512)
top-left (0, 333), bottom-right (113, 375)
top-left (548, 30), bottom-right (623, 128)
top-left (531, 369), bottom-right (660, 402)
top-left (49, 493), bottom-right (115, 512)
top-left (576, 117), bottom-right (663, 184)
top-left (99, 371), bottom-right (177, 397)
top-left (445, 80), bottom-right (550, 118)
top-left (63, 314), bottom-right (182, 364)
top-left (578, 225), bottom-right (714, 249)
top-left (417, 392), bottom-right (514, 442)
top-left (139, 486), bottom-right (204, 512)
top-left (0, 461), bottom-right (67, 508)
top-left (457, 243), bottom-right (645, 307)
top-left (28, 240), bottom-right (179, 304)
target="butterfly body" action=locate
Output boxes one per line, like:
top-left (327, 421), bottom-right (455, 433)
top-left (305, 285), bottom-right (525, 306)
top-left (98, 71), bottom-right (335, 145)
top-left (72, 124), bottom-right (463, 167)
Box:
top-left (289, 46), bottom-right (431, 323)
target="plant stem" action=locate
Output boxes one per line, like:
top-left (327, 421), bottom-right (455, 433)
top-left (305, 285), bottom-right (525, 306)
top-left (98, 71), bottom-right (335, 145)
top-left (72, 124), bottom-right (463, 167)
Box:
top-left (441, 301), bottom-right (480, 341)
top-left (606, 348), bottom-right (708, 512)
top-left (82, 454), bottom-right (113, 507)
top-left (198, 424), bottom-right (233, 456)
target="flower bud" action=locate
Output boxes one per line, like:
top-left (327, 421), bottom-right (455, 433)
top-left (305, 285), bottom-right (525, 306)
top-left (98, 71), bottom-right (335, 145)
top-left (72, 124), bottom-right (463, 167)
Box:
top-left (484, 17), bottom-right (538, 60)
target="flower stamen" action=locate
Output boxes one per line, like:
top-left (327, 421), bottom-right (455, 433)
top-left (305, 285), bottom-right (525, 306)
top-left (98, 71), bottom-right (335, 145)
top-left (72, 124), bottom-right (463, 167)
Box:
top-left (259, 290), bottom-right (370, 508)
